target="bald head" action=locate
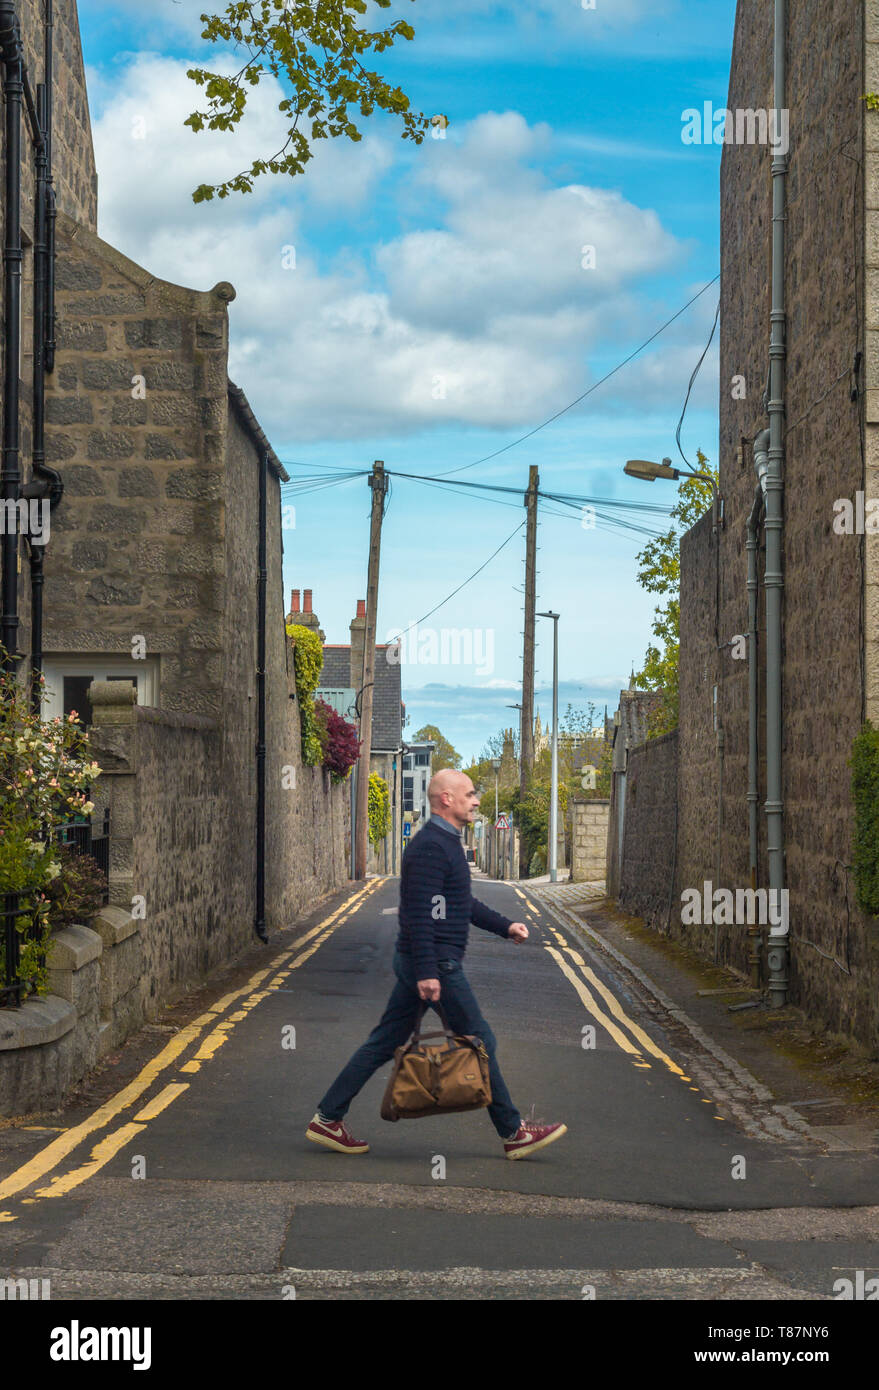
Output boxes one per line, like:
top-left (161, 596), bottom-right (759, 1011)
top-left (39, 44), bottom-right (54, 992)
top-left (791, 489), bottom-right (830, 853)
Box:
top-left (428, 769), bottom-right (478, 828)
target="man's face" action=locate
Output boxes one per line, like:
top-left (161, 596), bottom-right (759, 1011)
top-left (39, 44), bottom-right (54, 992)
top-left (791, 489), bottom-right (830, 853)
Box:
top-left (445, 775), bottom-right (479, 827)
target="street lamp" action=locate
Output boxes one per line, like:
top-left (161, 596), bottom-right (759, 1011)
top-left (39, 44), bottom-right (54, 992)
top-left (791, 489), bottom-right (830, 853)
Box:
top-left (537, 610), bottom-right (560, 882)
top-left (624, 457), bottom-right (721, 532)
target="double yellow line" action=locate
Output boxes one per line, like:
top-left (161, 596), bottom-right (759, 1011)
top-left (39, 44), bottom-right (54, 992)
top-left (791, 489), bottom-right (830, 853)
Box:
top-left (0, 881), bottom-right (380, 1213)
top-left (513, 887), bottom-right (700, 1085)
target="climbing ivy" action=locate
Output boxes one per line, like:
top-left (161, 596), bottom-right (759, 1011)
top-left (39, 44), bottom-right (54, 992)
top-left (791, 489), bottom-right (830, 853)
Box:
top-left (286, 623), bottom-right (324, 766)
top-left (368, 772), bottom-right (391, 846)
top-left (850, 722), bottom-right (879, 914)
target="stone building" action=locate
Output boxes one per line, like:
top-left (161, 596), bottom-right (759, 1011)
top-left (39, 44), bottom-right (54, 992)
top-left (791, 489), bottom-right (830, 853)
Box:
top-left (668, 0), bottom-right (879, 1046)
top-left (313, 595), bottom-right (406, 874)
top-left (0, 2), bottom-right (350, 1110)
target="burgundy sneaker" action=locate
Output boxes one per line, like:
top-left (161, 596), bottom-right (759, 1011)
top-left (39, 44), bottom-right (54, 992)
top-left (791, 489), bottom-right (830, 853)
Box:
top-left (503, 1115), bottom-right (567, 1160)
top-left (306, 1113), bottom-right (369, 1154)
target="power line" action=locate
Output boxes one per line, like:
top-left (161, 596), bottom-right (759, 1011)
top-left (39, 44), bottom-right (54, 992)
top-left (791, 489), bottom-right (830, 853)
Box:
top-left (427, 273), bottom-right (721, 477)
top-left (388, 521), bottom-right (526, 641)
top-left (675, 297), bottom-right (720, 468)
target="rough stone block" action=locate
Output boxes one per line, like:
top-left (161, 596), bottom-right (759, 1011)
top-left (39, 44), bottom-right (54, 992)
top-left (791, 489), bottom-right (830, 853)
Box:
top-left (46, 395), bottom-right (94, 425)
top-left (56, 320), bottom-right (107, 352)
top-left (71, 540), bottom-right (108, 570)
top-left (119, 466), bottom-right (160, 498)
top-left (87, 430), bottom-right (136, 460)
top-left (61, 464), bottom-right (107, 496)
top-left (165, 469), bottom-right (223, 501)
top-left (124, 318), bottom-right (186, 350)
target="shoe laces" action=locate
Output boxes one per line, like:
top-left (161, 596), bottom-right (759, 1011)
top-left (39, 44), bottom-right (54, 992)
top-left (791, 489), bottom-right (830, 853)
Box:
top-left (522, 1102), bottom-right (548, 1132)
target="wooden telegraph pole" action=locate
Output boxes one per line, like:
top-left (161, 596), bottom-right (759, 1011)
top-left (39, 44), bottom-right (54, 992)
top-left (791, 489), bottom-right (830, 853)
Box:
top-left (520, 465), bottom-right (539, 795)
top-left (354, 461), bottom-right (387, 879)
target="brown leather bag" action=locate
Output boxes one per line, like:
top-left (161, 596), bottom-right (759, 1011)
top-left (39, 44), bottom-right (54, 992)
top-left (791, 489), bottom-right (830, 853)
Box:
top-left (381, 1001), bottom-right (492, 1121)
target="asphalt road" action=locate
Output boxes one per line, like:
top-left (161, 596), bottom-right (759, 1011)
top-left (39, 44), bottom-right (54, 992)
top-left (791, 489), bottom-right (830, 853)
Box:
top-left (1, 875), bottom-right (878, 1301)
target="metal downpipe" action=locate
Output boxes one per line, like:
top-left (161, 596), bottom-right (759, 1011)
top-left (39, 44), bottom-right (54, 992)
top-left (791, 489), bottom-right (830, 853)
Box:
top-left (746, 481), bottom-right (765, 987)
top-left (0, 3), bottom-right (23, 672)
top-left (764, 0), bottom-right (788, 1006)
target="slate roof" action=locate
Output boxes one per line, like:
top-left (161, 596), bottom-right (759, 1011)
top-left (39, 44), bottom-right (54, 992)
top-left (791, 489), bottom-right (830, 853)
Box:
top-left (320, 645), bottom-right (403, 752)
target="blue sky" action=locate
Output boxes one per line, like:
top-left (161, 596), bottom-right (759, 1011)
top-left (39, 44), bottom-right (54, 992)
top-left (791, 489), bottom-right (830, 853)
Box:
top-left (78, 0), bottom-right (737, 761)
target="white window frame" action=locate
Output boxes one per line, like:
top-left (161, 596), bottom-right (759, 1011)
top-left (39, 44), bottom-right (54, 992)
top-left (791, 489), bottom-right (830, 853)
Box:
top-left (41, 656), bottom-right (159, 722)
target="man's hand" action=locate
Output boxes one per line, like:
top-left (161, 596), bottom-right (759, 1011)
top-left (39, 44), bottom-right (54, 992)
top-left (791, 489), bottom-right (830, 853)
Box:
top-left (508, 922), bottom-right (528, 944)
top-left (417, 977), bottom-right (441, 1000)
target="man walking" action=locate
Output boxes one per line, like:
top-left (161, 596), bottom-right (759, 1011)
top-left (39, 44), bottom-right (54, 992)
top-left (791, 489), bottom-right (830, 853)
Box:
top-left (306, 769), bottom-right (567, 1159)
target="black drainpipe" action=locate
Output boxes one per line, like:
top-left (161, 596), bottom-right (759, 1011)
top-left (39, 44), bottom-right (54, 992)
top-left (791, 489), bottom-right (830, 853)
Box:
top-left (44, 0), bottom-right (55, 376)
top-left (254, 451), bottom-right (268, 942)
top-left (0, 2), bottom-right (23, 673)
top-left (27, 2), bottom-right (62, 711)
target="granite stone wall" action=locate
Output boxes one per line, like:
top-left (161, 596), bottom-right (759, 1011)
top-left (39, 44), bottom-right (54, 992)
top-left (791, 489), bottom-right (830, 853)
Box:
top-left (618, 732), bottom-right (678, 933)
top-left (571, 798), bottom-right (609, 883)
top-left (674, 0), bottom-right (879, 1044)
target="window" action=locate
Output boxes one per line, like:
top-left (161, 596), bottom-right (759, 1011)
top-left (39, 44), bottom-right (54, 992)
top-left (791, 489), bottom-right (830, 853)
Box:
top-left (42, 657), bottom-right (159, 725)
top-left (403, 775), bottom-right (414, 811)
top-left (415, 751), bottom-right (430, 767)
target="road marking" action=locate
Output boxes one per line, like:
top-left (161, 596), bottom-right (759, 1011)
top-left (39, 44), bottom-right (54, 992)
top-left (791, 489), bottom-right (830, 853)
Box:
top-left (0, 881), bottom-right (379, 1205)
top-left (133, 1084), bottom-right (189, 1122)
top-left (33, 1123), bottom-right (145, 1199)
top-left (561, 946), bottom-right (687, 1081)
top-left (544, 947), bottom-right (645, 1057)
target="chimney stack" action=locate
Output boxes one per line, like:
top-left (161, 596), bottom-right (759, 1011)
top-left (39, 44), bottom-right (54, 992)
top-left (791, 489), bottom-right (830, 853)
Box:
top-left (350, 598), bottom-right (367, 688)
top-left (287, 586), bottom-right (324, 641)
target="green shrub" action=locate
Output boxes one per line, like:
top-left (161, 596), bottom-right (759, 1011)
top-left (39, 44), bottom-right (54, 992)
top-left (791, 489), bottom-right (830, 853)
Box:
top-left (851, 722), bottom-right (879, 914)
top-left (44, 846), bottom-right (107, 931)
top-left (368, 772), bottom-right (391, 846)
top-left (286, 623), bottom-right (324, 765)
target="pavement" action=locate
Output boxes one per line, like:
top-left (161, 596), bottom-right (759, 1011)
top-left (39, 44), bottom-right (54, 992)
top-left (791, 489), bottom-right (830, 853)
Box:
top-left (0, 873), bottom-right (877, 1301)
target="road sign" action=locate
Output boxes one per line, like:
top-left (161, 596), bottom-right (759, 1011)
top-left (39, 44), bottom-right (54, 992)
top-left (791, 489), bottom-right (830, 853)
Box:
top-left (403, 823), bottom-right (412, 838)
top-left (495, 814), bottom-right (510, 830)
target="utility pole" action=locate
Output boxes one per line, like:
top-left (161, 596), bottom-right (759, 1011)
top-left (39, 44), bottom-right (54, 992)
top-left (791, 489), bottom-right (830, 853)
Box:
top-left (538, 610), bottom-right (560, 882)
top-left (520, 465), bottom-right (539, 795)
top-left (354, 460), bottom-right (387, 880)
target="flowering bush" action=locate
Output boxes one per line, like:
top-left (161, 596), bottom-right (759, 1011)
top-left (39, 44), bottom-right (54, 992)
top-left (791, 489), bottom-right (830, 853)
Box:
top-left (0, 654), bottom-right (101, 1000)
top-left (314, 697), bottom-right (359, 783)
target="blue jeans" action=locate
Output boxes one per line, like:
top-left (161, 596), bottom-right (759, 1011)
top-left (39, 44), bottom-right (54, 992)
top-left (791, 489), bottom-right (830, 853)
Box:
top-left (317, 950), bottom-right (522, 1139)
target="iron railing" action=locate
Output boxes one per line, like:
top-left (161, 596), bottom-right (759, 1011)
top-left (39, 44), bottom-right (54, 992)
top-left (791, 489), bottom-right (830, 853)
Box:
top-left (1, 889), bottom-right (45, 1008)
top-left (0, 808), bottom-right (111, 1007)
top-left (53, 805), bottom-right (110, 905)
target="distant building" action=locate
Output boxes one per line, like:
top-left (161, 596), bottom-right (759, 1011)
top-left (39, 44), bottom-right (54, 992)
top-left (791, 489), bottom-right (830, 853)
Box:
top-left (307, 595), bottom-right (405, 873)
top-left (402, 741), bottom-right (435, 823)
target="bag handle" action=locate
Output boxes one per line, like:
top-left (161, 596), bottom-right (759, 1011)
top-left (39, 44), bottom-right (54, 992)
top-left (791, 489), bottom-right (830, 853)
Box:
top-left (412, 998), bottom-right (456, 1043)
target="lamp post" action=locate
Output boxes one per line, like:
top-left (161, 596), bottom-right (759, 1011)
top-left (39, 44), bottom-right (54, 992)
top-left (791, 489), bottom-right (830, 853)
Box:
top-left (490, 756), bottom-right (501, 877)
top-left (537, 610), bottom-right (560, 882)
top-left (504, 705), bottom-right (521, 882)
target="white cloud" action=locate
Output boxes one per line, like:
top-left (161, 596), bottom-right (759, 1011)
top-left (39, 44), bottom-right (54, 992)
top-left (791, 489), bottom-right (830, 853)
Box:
top-left (91, 56), bottom-right (707, 442)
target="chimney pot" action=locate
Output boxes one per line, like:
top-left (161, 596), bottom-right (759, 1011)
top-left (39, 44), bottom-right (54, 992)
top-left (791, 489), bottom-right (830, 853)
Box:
top-left (356, 599), bottom-right (366, 619)
top-left (290, 589), bottom-right (300, 613)
top-left (304, 589), bottom-right (313, 614)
